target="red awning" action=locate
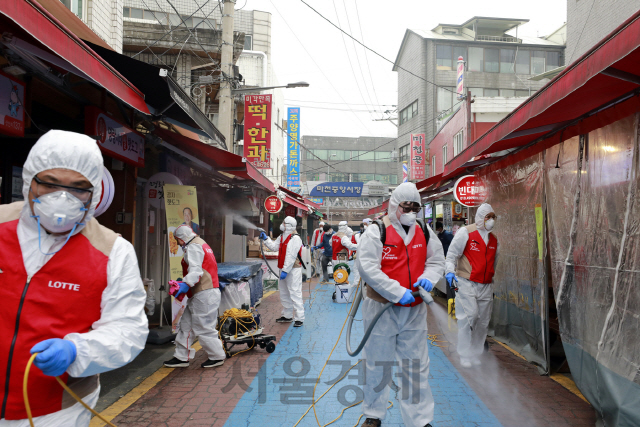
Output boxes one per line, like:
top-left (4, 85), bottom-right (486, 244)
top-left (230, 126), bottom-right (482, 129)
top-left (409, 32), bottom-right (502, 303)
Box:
top-left (154, 128), bottom-right (274, 191)
top-left (367, 199), bottom-right (389, 215)
top-left (416, 174), bottom-right (443, 193)
top-left (0, 0), bottom-right (149, 114)
top-left (446, 9), bottom-right (640, 175)
top-left (304, 199), bottom-right (321, 210)
top-left (283, 195), bottom-right (309, 212)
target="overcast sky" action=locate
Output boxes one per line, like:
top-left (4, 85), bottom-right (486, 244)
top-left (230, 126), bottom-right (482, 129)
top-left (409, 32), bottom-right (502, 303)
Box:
top-left (241, 0), bottom-right (567, 140)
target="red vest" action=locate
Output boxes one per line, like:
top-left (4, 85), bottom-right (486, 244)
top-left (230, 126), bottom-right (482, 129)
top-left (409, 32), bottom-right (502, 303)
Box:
top-left (180, 242), bottom-right (220, 296)
top-left (462, 230), bottom-right (497, 284)
top-left (312, 229), bottom-right (324, 246)
top-left (332, 234), bottom-right (347, 261)
top-left (277, 234), bottom-right (301, 269)
top-left (0, 220), bottom-right (108, 420)
top-left (380, 223), bottom-right (428, 307)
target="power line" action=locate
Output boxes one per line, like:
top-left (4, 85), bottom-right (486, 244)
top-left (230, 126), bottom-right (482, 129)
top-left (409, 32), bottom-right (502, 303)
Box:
top-left (270, 0), bottom-right (378, 136)
top-left (283, 103), bottom-right (387, 113)
top-left (341, 0), bottom-right (377, 118)
top-left (284, 99), bottom-right (396, 107)
top-left (331, 0), bottom-right (374, 120)
top-left (297, 99), bottom-right (465, 177)
top-left (299, 0), bottom-right (458, 95)
top-left (354, 0), bottom-right (383, 113)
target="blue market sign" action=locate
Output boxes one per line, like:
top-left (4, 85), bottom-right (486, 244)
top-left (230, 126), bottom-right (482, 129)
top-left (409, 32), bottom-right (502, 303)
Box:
top-left (310, 182), bottom-right (364, 198)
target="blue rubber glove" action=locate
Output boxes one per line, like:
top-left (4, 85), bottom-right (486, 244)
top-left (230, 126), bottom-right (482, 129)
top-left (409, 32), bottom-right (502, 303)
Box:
top-left (398, 289), bottom-right (415, 305)
top-left (413, 278), bottom-right (434, 292)
top-left (30, 339), bottom-right (77, 377)
top-left (446, 273), bottom-right (458, 291)
top-left (259, 232), bottom-right (268, 241)
top-left (280, 271), bottom-right (288, 280)
top-left (175, 281), bottom-right (190, 298)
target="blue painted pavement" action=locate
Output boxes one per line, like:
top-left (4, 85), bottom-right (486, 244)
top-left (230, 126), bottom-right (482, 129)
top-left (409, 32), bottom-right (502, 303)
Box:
top-left (224, 276), bottom-right (502, 427)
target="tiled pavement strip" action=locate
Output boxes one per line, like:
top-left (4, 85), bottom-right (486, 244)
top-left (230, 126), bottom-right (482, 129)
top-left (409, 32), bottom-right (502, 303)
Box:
top-left (107, 270), bottom-right (596, 427)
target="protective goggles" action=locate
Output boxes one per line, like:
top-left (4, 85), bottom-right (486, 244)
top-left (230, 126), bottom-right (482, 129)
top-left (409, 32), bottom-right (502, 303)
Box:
top-left (398, 203), bottom-right (421, 213)
top-left (33, 175), bottom-right (93, 204)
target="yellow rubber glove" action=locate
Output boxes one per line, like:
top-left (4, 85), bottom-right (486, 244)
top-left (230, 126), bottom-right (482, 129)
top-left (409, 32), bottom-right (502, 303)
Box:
top-left (448, 298), bottom-right (455, 317)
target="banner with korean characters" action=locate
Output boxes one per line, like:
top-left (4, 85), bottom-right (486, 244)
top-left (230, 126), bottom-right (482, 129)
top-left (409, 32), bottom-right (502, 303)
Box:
top-left (163, 184), bottom-right (200, 333)
top-left (410, 133), bottom-right (426, 180)
top-left (85, 106), bottom-right (145, 167)
top-left (309, 182), bottom-right (364, 198)
top-left (287, 107), bottom-right (300, 188)
top-left (243, 94), bottom-right (272, 169)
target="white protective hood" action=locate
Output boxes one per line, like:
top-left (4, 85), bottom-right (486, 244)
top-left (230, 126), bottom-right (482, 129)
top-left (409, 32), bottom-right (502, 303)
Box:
top-left (475, 203), bottom-right (495, 231)
top-left (346, 227), bottom-right (354, 238)
top-left (283, 215), bottom-right (297, 237)
top-left (388, 182), bottom-right (421, 228)
top-left (22, 130), bottom-right (104, 234)
top-left (338, 220), bottom-right (348, 234)
top-left (175, 224), bottom-right (197, 242)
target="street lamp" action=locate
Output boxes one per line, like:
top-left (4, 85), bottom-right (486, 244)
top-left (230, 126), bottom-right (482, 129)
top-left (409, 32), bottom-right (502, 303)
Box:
top-left (232, 81), bottom-right (310, 94)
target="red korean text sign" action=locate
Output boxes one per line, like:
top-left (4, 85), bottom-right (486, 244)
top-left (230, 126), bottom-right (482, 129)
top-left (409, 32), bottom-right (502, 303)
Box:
top-left (85, 106), bottom-right (145, 167)
top-left (410, 134), bottom-right (426, 180)
top-left (454, 175), bottom-right (488, 207)
top-left (264, 195), bottom-right (283, 213)
top-left (244, 94), bottom-right (272, 169)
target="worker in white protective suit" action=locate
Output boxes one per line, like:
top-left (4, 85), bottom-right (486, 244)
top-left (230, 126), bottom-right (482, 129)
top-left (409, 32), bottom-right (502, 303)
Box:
top-left (343, 227), bottom-right (359, 286)
top-left (446, 203), bottom-right (499, 368)
top-left (164, 225), bottom-right (226, 369)
top-left (356, 182), bottom-right (444, 427)
top-left (259, 216), bottom-right (305, 327)
top-left (0, 130), bottom-right (148, 427)
top-left (311, 221), bottom-right (325, 277)
top-left (331, 220), bottom-right (350, 262)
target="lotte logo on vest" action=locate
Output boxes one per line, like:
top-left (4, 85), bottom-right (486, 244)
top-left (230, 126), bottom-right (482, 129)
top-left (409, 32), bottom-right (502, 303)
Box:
top-left (48, 280), bottom-right (81, 291)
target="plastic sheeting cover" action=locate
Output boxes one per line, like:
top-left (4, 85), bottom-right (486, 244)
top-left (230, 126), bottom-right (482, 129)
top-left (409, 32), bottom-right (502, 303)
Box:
top-left (545, 114), bottom-right (640, 426)
top-left (217, 261), bottom-right (263, 282)
top-left (483, 153), bottom-right (548, 371)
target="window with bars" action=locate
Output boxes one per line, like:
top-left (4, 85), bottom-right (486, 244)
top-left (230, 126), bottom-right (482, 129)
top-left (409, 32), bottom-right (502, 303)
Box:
top-left (453, 130), bottom-right (464, 156)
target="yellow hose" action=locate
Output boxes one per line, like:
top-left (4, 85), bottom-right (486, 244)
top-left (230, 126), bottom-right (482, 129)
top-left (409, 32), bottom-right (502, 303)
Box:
top-left (23, 353), bottom-right (117, 427)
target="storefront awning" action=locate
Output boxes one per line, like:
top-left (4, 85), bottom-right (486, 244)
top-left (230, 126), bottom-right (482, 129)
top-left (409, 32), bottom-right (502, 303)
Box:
top-left (367, 199), bottom-right (389, 215)
top-left (153, 127), bottom-right (273, 191)
top-left (282, 195), bottom-right (309, 212)
top-left (0, 0), bottom-right (149, 114)
top-left (86, 42), bottom-right (226, 149)
top-left (447, 9), bottom-right (640, 175)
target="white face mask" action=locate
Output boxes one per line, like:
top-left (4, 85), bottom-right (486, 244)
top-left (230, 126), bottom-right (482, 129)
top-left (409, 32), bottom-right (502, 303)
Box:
top-left (399, 212), bottom-right (417, 226)
top-left (32, 191), bottom-right (88, 234)
top-left (280, 223), bottom-right (285, 232)
top-left (485, 219), bottom-right (495, 231)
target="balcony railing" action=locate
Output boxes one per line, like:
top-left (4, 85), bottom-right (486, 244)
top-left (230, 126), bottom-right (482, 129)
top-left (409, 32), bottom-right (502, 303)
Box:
top-left (475, 35), bottom-right (522, 43)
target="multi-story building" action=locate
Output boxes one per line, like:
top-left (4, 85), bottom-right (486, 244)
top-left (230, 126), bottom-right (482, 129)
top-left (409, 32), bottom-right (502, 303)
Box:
top-left (300, 135), bottom-right (398, 185)
top-left (58, 0), bottom-right (123, 52)
top-left (566, 0), bottom-right (639, 62)
top-left (393, 16), bottom-right (566, 179)
top-left (120, 3), bottom-right (285, 183)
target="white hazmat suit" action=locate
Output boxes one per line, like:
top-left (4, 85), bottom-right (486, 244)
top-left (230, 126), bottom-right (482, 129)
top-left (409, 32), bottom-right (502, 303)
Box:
top-left (446, 203), bottom-right (500, 366)
top-left (263, 216), bottom-right (304, 322)
top-left (356, 183), bottom-right (445, 427)
top-left (173, 226), bottom-right (226, 362)
top-left (0, 130), bottom-right (148, 427)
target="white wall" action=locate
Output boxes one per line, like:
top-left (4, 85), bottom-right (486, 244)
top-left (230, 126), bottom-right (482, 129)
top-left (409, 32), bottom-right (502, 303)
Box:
top-left (87, 0), bottom-right (123, 52)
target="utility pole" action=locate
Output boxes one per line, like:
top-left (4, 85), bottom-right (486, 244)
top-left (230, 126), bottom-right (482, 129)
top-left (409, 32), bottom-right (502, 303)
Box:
top-left (219, 0), bottom-right (235, 151)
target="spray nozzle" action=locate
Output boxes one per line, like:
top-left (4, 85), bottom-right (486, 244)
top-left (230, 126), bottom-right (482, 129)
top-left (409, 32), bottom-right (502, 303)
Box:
top-left (256, 227), bottom-right (266, 234)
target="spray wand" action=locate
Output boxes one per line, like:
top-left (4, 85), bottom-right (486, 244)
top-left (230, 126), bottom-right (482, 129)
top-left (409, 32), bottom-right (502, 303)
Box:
top-left (256, 227), bottom-right (281, 279)
top-left (449, 276), bottom-right (474, 331)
